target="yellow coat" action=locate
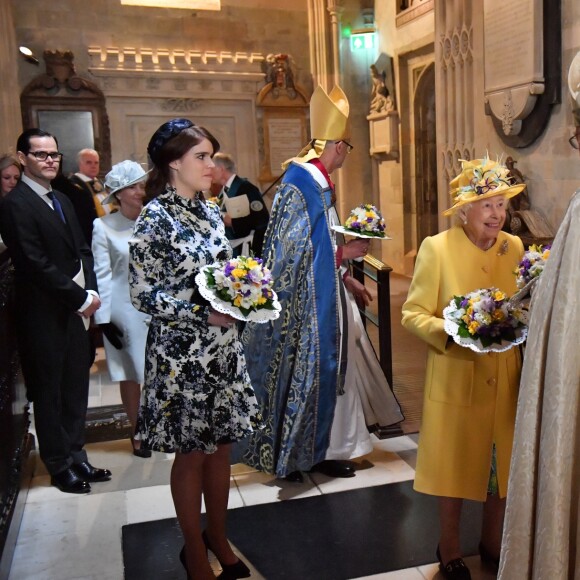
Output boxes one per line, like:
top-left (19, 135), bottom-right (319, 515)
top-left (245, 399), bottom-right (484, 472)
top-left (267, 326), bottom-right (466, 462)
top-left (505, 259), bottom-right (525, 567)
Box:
top-left (402, 225), bottom-right (524, 501)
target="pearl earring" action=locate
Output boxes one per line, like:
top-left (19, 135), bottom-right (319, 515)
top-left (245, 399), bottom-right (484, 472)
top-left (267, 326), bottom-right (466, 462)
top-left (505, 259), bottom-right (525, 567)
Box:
top-left (463, 218), bottom-right (467, 225)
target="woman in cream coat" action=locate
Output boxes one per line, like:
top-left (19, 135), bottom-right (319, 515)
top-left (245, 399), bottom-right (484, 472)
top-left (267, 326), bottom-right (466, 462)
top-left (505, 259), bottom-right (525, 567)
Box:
top-left (402, 157), bottom-right (525, 580)
top-left (92, 161), bottom-right (151, 457)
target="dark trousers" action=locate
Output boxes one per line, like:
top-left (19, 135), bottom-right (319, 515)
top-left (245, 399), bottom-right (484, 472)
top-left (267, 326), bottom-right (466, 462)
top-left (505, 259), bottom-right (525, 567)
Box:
top-left (21, 315), bottom-right (91, 475)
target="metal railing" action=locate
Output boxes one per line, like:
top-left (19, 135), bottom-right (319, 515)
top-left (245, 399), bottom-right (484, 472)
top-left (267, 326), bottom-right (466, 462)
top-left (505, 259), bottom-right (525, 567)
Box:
top-left (351, 255), bottom-right (393, 389)
top-left (352, 254), bottom-right (403, 438)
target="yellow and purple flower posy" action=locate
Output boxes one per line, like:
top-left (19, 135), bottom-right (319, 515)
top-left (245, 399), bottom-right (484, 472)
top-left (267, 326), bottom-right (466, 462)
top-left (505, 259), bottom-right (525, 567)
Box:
top-left (448, 287), bottom-right (525, 347)
top-left (206, 256), bottom-right (275, 315)
top-left (514, 244), bottom-right (551, 289)
top-left (344, 204), bottom-right (387, 237)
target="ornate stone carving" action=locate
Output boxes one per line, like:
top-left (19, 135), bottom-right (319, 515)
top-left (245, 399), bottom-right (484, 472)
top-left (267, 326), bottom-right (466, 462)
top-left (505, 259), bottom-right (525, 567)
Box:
top-left (160, 98), bottom-right (202, 112)
top-left (146, 77), bottom-right (160, 90)
top-left (0, 254), bottom-right (33, 569)
top-left (256, 53), bottom-right (308, 107)
top-left (174, 79), bottom-right (187, 91)
top-left (501, 90), bottom-right (517, 135)
top-left (369, 64), bottom-right (394, 114)
top-left (88, 46), bottom-right (265, 73)
top-left (261, 54), bottom-right (298, 100)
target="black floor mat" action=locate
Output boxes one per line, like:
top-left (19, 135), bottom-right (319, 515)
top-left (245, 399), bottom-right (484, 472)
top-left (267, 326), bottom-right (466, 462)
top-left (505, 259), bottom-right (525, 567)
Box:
top-left (85, 404), bottom-right (132, 443)
top-left (122, 480), bottom-right (483, 579)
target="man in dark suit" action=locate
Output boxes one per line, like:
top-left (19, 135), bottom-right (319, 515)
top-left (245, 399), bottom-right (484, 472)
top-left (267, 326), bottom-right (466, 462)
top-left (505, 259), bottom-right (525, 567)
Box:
top-left (69, 148), bottom-right (113, 220)
top-left (0, 129), bottom-right (111, 494)
top-left (211, 152), bottom-right (269, 257)
top-left (52, 168), bottom-right (98, 246)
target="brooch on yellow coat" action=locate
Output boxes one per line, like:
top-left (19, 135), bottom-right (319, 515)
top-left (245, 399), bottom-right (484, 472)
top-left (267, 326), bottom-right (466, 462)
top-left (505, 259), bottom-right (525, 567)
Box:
top-left (497, 240), bottom-right (509, 256)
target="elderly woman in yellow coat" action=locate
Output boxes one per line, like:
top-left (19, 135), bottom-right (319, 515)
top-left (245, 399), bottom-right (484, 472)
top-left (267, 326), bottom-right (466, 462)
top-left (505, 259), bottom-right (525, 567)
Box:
top-left (402, 157), bottom-right (525, 580)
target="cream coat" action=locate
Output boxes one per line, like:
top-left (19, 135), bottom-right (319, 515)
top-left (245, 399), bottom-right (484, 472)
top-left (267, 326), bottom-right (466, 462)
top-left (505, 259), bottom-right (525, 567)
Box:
top-left (402, 225), bottom-right (524, 501)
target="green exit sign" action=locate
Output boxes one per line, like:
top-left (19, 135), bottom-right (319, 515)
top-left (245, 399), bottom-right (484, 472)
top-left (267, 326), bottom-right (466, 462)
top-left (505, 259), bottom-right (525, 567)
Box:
top-left (350, 32), bottom-right (375, 51)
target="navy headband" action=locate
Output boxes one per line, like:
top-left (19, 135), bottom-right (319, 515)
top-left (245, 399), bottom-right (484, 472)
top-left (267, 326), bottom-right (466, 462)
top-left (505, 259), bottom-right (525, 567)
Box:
top-left (147, 118), bottom-right (194, 165)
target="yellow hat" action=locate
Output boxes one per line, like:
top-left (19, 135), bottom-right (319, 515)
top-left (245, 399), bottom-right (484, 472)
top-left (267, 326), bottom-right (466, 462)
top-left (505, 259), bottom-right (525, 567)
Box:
top-left (282, 85), bottom-right (351, 169)
top-left (442, 156), bottom-right (526, 217)
top-left (568, 51), bottom-right (580, 125)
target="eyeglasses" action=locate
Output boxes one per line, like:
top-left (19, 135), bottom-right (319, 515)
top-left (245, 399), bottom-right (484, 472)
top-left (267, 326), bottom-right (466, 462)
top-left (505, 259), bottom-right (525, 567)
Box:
top-left (340, 140), bottom-right (354, 153)
top-left (569, 135), bottom-right (579, 150)
top-left (27, 151), bottom-right (63, 161)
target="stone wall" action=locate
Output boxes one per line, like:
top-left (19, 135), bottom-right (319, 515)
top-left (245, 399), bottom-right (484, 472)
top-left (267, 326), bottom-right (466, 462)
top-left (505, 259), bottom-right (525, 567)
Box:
top-left (11, 0), bottom-right (311, 181)
top-left (472, 0), bottom-right (580, 230)
top-left (13, 0), bottom-right (311, 89)
top-left (374, 0), bottom-right (580, 274)
top-left (0, 0), bottom-right (23, 153)
top-left (374, 0), bottom-right (435, 274)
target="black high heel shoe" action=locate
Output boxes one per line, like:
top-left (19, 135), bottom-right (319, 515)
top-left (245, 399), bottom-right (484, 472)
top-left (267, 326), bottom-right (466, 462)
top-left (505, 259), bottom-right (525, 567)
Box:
top-left (436, 545), bottom-right (472, 580)
top-left (131, 438), bottom-right (152, 458)
top-left (202, 530), bottom-right (251, 579)
top-left (478, 541), bottom-right (500, 572)
top-left (179, 546), bottom-right (191, 579)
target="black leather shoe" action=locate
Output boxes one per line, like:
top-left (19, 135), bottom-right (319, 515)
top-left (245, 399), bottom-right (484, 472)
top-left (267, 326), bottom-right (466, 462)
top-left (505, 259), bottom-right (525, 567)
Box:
top-left (72, 461), bottom-right (112, 482)
top-left (436, 545), bottom-right (472, 580)
top-left (479, 541), bottom-right (500, 572)
top-left (51, 467), bottom-right (91, 494)
top-left (283, 471), bottom-right (304, 483)
top-left (310, 460), bottom-right (356, 478)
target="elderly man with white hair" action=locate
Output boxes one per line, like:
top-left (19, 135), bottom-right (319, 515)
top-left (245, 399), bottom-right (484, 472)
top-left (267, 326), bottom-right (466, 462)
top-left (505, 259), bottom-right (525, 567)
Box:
top-left (70, 148), bottom-right (114, 218)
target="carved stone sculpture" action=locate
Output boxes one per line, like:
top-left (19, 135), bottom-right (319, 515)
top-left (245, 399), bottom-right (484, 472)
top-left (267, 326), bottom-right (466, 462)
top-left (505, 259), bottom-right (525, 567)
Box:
top-left (261, 53), bottom-right (296, 99)
top-left (502, 156), bottom-right (554, 246)
top-left (369, 64), bottom-right (394, 114)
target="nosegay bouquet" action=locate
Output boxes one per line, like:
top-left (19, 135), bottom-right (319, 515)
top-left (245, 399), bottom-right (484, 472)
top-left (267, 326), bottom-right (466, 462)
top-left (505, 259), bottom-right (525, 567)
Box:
top-left (195, 256), bottom-right (281, 323)
top-left (343, 204), bottom-right (388, 238)
top-left (515, 243), bottom-right (551, 289)
top-left (443, 287), bottom-right (528, 353)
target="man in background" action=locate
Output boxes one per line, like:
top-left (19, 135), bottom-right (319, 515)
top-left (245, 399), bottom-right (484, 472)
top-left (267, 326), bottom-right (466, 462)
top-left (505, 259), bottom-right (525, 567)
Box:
top-left (211, 152), bottom-right (269, 257)
top-left (0, 129), bottom-right (111, 494)
top-left (70, 148), bottom-right (114, 219)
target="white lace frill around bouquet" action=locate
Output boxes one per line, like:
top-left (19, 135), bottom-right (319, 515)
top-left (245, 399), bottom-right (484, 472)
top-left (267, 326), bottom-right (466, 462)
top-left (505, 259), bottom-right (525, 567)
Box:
top-left (195, 267), bottom-right (281, 324)
top-left (331, 225), bottom-right (392, 240)
top-left (442, 301), bottom-right (528, 354)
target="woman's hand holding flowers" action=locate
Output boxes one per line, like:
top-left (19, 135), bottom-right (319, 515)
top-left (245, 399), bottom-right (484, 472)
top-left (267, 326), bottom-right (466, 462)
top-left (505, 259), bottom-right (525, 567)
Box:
top-left (208, 309), bottom-right (237, 328)
top-left (195, 256), bottom-right (281, 323)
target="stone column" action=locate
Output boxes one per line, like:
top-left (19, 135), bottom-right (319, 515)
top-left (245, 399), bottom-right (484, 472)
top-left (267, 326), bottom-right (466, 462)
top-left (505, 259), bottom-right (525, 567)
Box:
top-left (326, 0), bottom-right (344, 87)
top-left (435, 0), bottom-right (475, 227)
top-left (308, 0), bottom-right (332, 90)
top-left (0, 0), bottom-right (23, 151)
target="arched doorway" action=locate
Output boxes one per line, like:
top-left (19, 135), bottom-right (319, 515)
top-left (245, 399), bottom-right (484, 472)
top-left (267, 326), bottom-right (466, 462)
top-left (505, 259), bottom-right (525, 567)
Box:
top-left (413, 63), bottom-right (438, 246)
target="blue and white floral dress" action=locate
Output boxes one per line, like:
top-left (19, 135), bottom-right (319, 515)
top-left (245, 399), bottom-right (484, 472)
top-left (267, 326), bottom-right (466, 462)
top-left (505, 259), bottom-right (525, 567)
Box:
top-left (128, 187), bottom-right (260, 454)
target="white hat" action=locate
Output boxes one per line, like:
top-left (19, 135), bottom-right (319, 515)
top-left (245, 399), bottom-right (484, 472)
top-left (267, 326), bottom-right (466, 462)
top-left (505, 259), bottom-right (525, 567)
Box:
top-left (103, 160), bottom-right (149, 204)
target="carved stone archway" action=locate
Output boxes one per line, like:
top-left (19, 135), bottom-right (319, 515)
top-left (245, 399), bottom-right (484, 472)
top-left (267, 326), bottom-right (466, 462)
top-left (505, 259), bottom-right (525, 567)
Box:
top-left (413, 62), bottom-right (438, 247)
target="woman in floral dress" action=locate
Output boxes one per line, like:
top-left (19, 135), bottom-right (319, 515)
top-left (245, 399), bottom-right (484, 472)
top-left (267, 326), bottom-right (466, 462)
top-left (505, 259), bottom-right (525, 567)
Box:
top-left (129, 118), bottom-right (259, 580)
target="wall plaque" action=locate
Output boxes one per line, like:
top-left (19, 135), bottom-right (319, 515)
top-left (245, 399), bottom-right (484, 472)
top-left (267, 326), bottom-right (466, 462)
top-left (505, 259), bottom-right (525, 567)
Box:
top-left (483, 0), bottom-right (560, 147)
top-left (266, 117), bottom-right (305, 176)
